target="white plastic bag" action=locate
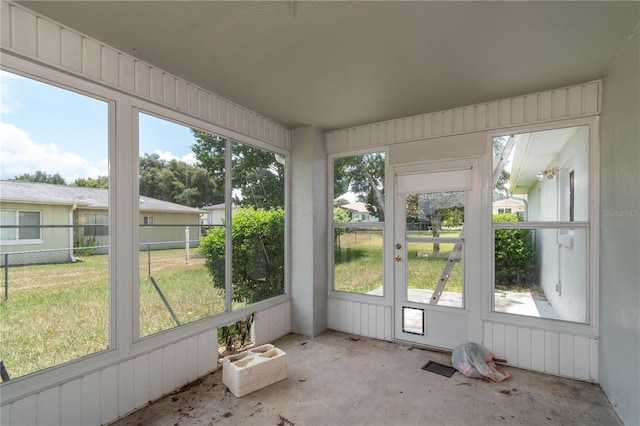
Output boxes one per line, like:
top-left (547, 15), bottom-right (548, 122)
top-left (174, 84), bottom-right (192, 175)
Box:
top-left (451, 343), bottom-right (510, 382)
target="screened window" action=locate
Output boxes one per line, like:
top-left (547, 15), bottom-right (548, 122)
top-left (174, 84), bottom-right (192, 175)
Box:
top-left (491, 126), bottom-right (590, 324)
top-left (138, 112), bottom-right (226, 338)
top-left (137, 113), bottom-right (287, 338)
top-left (332, 152), bottom-right (385, 295)
top-left (0, 210), bottom-right (41, 242)
top-left (0, 70), bottom-right (109, 379)
top-left (83, 213), bottom-right (108, 237)
top-left (230, 141), bottom-right (286, 309)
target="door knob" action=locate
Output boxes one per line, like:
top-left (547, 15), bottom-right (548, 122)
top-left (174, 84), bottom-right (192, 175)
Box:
top-left (395, 255), bottom-right (402, 262)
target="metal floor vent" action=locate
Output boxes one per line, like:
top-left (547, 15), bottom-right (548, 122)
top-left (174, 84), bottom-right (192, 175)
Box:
top-left (422, 361), bottom-right (456, 377)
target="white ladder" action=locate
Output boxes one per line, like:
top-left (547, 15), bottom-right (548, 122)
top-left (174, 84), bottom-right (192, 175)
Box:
top-left (429, 135), bottom-right (515, 304)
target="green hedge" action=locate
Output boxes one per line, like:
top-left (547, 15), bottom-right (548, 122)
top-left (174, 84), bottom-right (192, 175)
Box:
top-left (494, 213), bottom-right (536, 288)
top-left (200, 207), bottom-right (285, 305)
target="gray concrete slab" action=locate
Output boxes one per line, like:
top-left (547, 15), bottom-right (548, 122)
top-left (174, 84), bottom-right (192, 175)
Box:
top-left (111, 331), bottom-right (621, 426)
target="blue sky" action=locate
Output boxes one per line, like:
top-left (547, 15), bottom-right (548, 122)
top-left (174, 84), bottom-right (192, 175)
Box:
top-left (0, 69), bottom-right (196, 183)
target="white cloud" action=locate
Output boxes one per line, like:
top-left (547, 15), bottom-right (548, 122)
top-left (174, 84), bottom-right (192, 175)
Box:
top-left (0, 121), bottom-right (108, 183)
top-left (154, 149), bottom-right (197, 165)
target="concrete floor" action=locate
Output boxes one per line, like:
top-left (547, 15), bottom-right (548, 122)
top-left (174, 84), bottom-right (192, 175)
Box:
top-left (111, 331), bottom-right (621, 426)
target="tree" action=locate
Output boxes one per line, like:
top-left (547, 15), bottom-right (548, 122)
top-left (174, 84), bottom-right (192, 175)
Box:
top-left (12, 171), bottom-right (66, 185)
top-left (72, 176), bottom-right (108, 188)
top-left (493, 136), bottom-right (512, 200)
top-left (334, 152), bottom-right (385, 220)
top-left (138, 152), bottom-right (223, 207)
top-left (334, 198), bottom-right (350, 208)
top-left (414, 192), bottom-right (464, 254)
top-left (191, 131), bottom-right (285, 209)
top-left (494, 170), bottom-right (511, 201)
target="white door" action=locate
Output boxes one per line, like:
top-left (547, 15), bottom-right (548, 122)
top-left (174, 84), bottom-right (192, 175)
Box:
top-left (393, 160), bottom-right (479, 349)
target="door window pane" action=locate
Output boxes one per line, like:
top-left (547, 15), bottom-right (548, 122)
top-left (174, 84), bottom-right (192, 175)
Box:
top-left (405, 191), bottom-right (464, 308)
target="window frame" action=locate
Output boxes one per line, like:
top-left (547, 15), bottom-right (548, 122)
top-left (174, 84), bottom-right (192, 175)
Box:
top-left (83, 212), bottom-right (109, 237)
top-left (485, 118), bottom-right (599, 336)
top-left (0, 209), bottom-right (43, 244)
top-left (0, 61), bottom-right (116, 383)
top-left (0, 44), bottom-right (291, 403)
top-left (328, 148), bottom-right (388, 300)
top-left (132, 102), bottom-right (291, 346)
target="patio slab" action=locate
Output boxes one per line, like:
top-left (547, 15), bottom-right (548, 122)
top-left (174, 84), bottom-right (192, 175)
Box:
top-left (110, 331), bottom-right (620, 426)
top-left (369, 286), bottom-right (559, 319)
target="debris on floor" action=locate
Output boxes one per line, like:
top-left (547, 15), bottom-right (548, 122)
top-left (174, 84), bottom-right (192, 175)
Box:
top-left (451, 342), bottom-right (510, 382)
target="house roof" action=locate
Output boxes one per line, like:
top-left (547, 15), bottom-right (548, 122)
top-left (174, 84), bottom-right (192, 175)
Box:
top-left (341, 202), bottom-right (370, 213)
top-left (0, 181), bottom-right (203, 214)
top-left (16, 1), bottom-right (639, 131)
top-left (202, 203), bottom-right (239, 212)
top-left (508, 127), bottom-right (580, 194)
top-left (492, 198), bottom-right (526, 206)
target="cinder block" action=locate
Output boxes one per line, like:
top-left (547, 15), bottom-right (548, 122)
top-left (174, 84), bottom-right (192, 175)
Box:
top-left (221, 344), bottom-right (287, 397)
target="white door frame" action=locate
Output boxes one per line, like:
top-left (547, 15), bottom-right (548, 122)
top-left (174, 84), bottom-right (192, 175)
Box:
top-left (392, 158), bottom-right (482, 349)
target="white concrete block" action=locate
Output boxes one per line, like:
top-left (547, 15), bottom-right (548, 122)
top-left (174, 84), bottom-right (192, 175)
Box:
top-left (221, 344), bottom-right (287, 397)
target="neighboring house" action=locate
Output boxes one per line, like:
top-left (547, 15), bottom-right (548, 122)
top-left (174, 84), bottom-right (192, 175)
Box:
top-left (341, 202), bottom-right (377, 222)
top-left (492, 197), bottom-right (526, 218)
top-left (200, 203), bottom-right (239, 226)
top-left (0, 181), bottom-right (203, 266)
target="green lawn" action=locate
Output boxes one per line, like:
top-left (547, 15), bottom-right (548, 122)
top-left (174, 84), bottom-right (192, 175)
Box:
top-left (1, 231), bottom-right (464, 379)
top-left (334, 230), bottom-right (463, 294)
top-left (0, 249), bottom-right (223, 379)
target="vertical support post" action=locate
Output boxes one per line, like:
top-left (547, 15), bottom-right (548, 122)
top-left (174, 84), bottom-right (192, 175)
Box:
top-left (147, 243), bottom-right (151, 278)
top-left (185, 226), bottom-right (190, 265)
top-left (4, 253), bottom-right (8, 301)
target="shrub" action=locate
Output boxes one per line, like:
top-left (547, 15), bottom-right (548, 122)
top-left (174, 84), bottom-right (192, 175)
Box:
top-left (493, 213), bottom-right (536, 288)
top-left (218, 313), bottom-right (255, 354)
top-left (73, 233), bottom-right (98, 257)
top-left (200, 207), bottom-right (285, 305)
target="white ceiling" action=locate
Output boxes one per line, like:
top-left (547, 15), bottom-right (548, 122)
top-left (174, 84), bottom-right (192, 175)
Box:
top-left (18, 1), bottom-right (640, 131)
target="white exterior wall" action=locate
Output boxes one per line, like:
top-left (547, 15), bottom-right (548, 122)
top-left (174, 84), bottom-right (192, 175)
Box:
top-left (327, 79), bottom-right (601, 382)
top-left (138, 212), bottom-right (202, 248)
top-left (0, 3), bottom-right (292, 425)
top-left (527, 127), bottom-right (590, 323)
top-left (599, 23), bottom-right (640, 426)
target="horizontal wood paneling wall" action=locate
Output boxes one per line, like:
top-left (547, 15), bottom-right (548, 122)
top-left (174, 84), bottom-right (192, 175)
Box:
top-left (0, 301), bottom-right (290, 425)
top-left (0, 1), bottom-right (292, 151)
top-left (327, 81), bottom-right (600, 153)
top-left (483, 321), bottom-right (598, 382)
top-left (327, 298), bottom-right (392, 341)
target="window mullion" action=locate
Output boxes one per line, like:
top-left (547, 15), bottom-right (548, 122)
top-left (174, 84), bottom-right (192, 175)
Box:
top-left (224, 138), bottom-right (233, 313)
